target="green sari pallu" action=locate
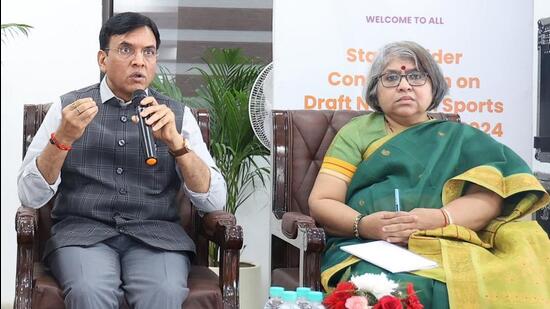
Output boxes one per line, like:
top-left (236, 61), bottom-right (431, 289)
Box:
top-left (320, 116), bottom-right (550, 309)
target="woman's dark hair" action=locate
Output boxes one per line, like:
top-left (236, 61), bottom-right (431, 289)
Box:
top-left (99, 12), bottom-right (161, 50)
top-left (365, 41), bottom-right (449, 112)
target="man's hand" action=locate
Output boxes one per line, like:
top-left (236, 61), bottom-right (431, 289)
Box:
top-left (136, 97), bottom-right (211, 193)
top-left (137, 96), bottom-right (182, 149)
top-left (36, 98), bottom-right (98, 185)
top-left (56, 98), bottom-right (98, 144)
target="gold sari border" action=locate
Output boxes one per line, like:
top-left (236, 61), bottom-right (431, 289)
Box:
top-left (362, 118), bottom-right (438, 161)
top-left (323, 157), bottom-right (357, 174)
top-left (363, 133), bottom-right (395, 160)
top-left (321, 255), bottom-right (360, 292)
top-left (321, 157), bottom-right (356, 180)
top-left (442, 165), bottom-right (549, 206)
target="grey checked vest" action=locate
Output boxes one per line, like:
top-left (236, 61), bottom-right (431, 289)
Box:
top-left (44, 83), bottom-right (195, 259)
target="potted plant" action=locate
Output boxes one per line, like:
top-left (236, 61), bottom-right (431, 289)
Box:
top-left (193, 49), bottom-right (269, 267)
top-left (152, 48), bottom-right (269, 309)
top-left (153, 50), bottom-right (269, 235)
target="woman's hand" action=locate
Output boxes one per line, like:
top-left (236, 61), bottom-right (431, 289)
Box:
top-left (408, 208), bottom-right (446, 230)
top-left (359, 211), bottom-right (419, 244)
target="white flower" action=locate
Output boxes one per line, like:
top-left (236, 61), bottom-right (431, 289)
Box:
top-left (350, 273), bottom-right (398, 300)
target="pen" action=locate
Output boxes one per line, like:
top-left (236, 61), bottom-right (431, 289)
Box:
top-left (394, 189), bottom-right (400, 212)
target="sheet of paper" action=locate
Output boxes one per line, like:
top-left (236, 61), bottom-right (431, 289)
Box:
top-left (340, 240), bottom-right (438, 273)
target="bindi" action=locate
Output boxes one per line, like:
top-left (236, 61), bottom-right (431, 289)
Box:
top-left (401, 65), bottom-right (406, 71)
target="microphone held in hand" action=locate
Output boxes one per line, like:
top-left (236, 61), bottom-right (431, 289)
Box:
top-left (132, 89), bottom-right (157, 166)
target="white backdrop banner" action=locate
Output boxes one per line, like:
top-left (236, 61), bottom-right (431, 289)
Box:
top-left (273, 0), bottom-right (534, 163)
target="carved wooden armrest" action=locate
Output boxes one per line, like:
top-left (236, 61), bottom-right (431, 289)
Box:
top-left (277, 212), bottom-right (325, 252)
top-left (281, 212), bottom-right (317, 239)
top-left (16, 206), bottom-right (37, 244)
top-left (199, 210), bottom-right (243, 271)
top-left (15, 205), bottom-right (38, 309)
top-left (271, 211), bottom-right (326, 290)
top-left (201, 211), bottom-right (234, 239)
top-left (199, 210), bottom-right (242, 309)
top-left (200, 211), bottom-right (242, 247)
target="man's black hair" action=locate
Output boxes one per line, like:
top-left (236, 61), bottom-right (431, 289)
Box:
top-left (99, 12), bottom-right (161, 50)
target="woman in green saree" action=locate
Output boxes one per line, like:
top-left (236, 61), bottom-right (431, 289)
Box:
top-left (309, 41), bottom-right (550, 308)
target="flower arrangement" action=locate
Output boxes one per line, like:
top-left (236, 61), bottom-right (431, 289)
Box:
top-left (323, 273), bottom-right (423, 309)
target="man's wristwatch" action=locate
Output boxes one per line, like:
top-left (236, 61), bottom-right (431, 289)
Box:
top-left (169, 138), bottom-right (192, 158)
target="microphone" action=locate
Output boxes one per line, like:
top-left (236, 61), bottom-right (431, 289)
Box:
top-left (132, 89), bottom-right (157, 166)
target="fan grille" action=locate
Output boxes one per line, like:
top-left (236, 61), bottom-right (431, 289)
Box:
top-left (249, 62), bottom-right (273, 149)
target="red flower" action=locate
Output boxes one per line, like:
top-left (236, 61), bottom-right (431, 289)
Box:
top-left (323, 275), bottom-right (424, 309)
top-left (323, 281), bottom-right (356, 309)
top-left (404, 283), bottom-right (424, 309)
top-left (372, 296), bottom-right (403, 309)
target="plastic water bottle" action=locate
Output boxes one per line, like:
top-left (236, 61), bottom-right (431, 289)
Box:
top-left (280, 291), bottom-right (299, 309)
top-left (264, 286), bottom-right (285, 309)
top-left (307, 291), bottom-right (326, 309)
top-left (295, 287), bottom-right (311, 309)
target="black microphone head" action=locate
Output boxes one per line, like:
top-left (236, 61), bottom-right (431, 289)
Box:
top-left (132, 89), bottom-right (147, 106)
top-left (132, 89), bottom-right (147, 99)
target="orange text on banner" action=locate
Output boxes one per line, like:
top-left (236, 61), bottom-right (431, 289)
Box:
top-left (442, 97), bottom-right (504, 113)
top-left (346, 48), bottom-right (463, 64)
top-left (304, 95), bottom-right (372, 111)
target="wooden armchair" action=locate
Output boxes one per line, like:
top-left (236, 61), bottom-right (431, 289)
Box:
top-left (15, 103), bottom-right (243, 309)
top-left (270, 109), bottom-right (460, 291)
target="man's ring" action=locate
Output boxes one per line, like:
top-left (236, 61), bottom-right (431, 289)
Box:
top-left (72, 101), bottom-right (82, 110)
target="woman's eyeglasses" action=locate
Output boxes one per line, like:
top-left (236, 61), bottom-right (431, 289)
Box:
top-left (378, 71), bottom-right (429, 87)
top-left (104, 46), bottom-right (158, 60)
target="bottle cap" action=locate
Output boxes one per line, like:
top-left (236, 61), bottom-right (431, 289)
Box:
top-left (282, 291), bottom-right (297, 302)
top-left (269, 286), bottom-right (285, 297)
top-left (308, 291), bottom-right (324, 302)
top-left (296, 287), bottom-right (311, 298)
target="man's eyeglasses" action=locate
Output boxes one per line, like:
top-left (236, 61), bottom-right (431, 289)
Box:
top-left (377, 71), bottom-right (429, 88)
top-left (104, 46), bottom-right (158, 60)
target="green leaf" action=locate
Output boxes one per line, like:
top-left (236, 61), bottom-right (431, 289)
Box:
top-left (1, 23), bottom-right (33, 44)
top-left (150, 65), bottom-right (206, 109)
top-left (191, 48), bottom-right (269, 217)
